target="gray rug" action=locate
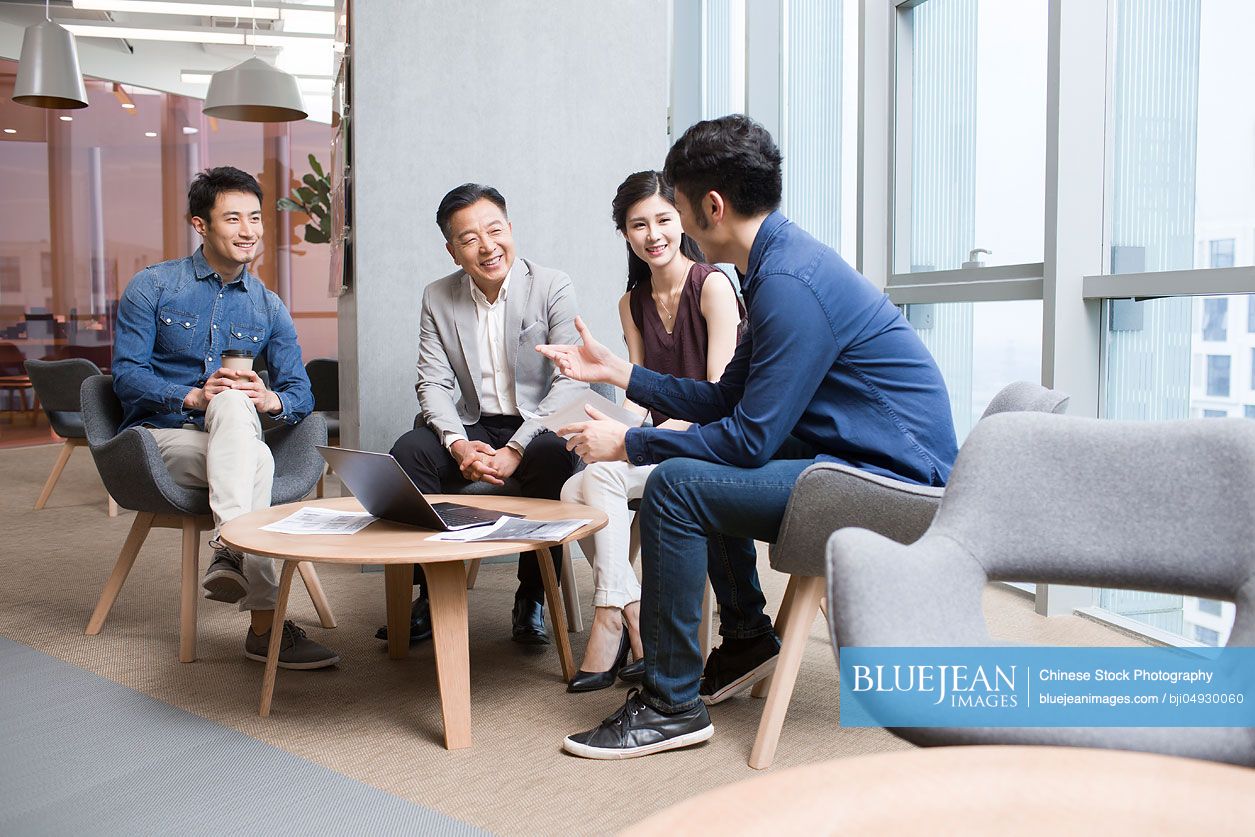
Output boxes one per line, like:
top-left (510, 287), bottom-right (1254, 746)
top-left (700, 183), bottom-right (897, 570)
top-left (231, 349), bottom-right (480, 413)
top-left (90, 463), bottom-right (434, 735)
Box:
top-left (0, 637), bottom-right (485, 837)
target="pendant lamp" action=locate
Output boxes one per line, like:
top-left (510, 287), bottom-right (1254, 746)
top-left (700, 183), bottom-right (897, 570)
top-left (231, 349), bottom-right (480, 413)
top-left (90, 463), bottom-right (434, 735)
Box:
top-left (12, 2), bottom-right (89, 110)
top-left (202, 0), bottom-right (306, 123)
top-left (203, 56), bottom-right (307, 122)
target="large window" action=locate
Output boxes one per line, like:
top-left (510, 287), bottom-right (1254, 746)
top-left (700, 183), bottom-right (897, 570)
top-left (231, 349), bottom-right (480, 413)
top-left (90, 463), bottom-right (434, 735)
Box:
top-left (0, 60), bottom-right (336, 446)
top-left (1202, 297), bottom-right (1227, 340)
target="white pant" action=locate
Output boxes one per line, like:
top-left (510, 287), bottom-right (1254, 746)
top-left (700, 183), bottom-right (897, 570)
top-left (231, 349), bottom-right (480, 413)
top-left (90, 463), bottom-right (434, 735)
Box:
top-left (146, 389), bottom-right (278, 611)
top-left (560, 461), bottom-right (654, 609)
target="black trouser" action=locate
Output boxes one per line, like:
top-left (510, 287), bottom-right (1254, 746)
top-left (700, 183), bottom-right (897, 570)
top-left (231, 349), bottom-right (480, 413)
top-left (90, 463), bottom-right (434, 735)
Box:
top-left (389, 414), bottom-right (580, 604)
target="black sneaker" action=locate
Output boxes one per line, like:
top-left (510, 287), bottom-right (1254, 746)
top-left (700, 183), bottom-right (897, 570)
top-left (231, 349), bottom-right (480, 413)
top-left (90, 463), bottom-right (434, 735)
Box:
top-left (562, 689), bottom-right (713, 760)
top-left (699, 631), bottom-right (781, 705)
top-left (203, 541), bottom-right (248, 604)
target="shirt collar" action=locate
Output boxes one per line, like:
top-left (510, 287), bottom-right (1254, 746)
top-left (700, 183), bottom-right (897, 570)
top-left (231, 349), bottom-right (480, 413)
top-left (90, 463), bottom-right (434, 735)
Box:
top-left (192, 245), bottom-right (253, 287)
top-left (744, 211), bottom-right (791, 281)
top-left (467, 258), bottom-right (517, 308)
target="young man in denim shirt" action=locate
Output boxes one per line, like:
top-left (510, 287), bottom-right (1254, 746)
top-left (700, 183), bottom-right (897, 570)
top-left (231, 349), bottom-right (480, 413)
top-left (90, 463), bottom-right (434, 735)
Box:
top-left (542, 116), bottom-right (958, 758)
top-left (112, 166), bottom-right (338, 669)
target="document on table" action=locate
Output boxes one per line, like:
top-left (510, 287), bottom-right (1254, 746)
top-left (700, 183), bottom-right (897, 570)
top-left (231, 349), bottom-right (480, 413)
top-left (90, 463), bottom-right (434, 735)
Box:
top-left (519, 390), bottom-right (643, 438)
top-left (427, 517), bottom-right (592, 543)
top-left (261, 507), bottom-right (377, 535)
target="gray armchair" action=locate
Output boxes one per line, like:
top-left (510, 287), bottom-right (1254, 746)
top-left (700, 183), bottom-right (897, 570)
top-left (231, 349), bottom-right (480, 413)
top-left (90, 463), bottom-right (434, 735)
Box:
top-left (80, 375), bottom-right (336, 663)
top-left (24, 358), bottom-right (116, 516)
top-left (747, 381), bottom-right (1070, 769)
top-left (827, 412), bottom-right (1255, 766)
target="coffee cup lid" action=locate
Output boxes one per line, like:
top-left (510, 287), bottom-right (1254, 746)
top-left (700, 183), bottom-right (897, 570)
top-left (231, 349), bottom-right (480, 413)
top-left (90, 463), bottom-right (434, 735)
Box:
top-left (222, 349), bottom-right (255, 358)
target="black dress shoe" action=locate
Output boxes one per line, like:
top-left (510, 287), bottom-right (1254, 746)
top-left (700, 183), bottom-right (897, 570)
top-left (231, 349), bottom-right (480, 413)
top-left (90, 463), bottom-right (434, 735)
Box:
top-left (374, 596), bottom-right (433, 644)
top-left (617, 657), bottom-right (645, 684)
top-left (568, 629), bottom-right (630, 693)
top-left (562, 689), bottom-right (714, 759)
top-left (512, 596), bottom-right (549, 645)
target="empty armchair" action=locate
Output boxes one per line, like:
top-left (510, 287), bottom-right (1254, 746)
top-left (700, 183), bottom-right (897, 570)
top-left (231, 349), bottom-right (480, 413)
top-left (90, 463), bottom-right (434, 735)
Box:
top-left (828, 412), bottom-right (1255, 766)
top-left (306, 358), bottom-right (340, 498)
top-left (24, 357), bottom-right (117, 516)
top-left (747, 381), bottom-right (1069, 769)
top-left (80, 375), bottom-right (336, 663)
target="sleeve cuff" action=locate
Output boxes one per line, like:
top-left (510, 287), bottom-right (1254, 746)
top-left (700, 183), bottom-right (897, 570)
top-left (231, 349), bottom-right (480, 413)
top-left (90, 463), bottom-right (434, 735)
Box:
top-left (505, 440), bottom-right (525, 456)
top-left (625, 426), bottom-right (653, 466)
top-left (442, 431), bottom-right (468, 452)
top-left (166, 384), bottom-right (194, 414)
top-left (271, 390), bottom-right (297, 424)
top-left (625, 364), bottom-right (662, 405)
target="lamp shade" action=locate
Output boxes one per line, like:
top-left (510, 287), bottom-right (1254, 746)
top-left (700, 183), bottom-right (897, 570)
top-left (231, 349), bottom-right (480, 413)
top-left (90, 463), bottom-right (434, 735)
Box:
top-left (12, 20), bottom-right (89, 110)
top-left (203, 57), bottom-right (307, 123)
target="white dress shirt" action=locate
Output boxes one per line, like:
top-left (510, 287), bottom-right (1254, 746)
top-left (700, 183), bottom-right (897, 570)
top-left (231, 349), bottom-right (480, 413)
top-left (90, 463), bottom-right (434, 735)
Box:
top-left (443, 260), bottom-right (524, 455)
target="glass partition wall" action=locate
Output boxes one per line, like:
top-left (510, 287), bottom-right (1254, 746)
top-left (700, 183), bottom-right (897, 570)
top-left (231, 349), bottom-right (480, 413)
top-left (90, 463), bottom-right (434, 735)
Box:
top-left (0, 59), bottom-right (335, 446)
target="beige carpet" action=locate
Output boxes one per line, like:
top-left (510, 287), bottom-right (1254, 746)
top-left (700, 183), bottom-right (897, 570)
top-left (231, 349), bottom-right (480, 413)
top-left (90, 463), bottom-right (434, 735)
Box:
top-left (0, 444), bottom-right (1140, 835)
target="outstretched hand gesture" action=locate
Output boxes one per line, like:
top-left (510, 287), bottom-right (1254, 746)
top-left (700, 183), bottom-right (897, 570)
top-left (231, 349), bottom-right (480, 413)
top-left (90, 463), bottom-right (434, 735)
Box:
top-left (536, 316), bottom-right (632, 389)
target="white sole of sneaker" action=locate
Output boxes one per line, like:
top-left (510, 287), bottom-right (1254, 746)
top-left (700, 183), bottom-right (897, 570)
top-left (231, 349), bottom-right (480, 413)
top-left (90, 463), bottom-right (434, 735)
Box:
top-left (244, 651), bottom-right (340, 670)
top-left (700, 655), bottom-right (778, 706)
top-left (561, 723), bottom-right (714, 760)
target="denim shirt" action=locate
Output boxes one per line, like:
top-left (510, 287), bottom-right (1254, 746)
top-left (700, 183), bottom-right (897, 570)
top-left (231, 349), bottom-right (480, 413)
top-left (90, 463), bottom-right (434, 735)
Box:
top-left (112, 247), bottom-right (313, 432)
top-left (623, 211), bottom-right (958, 486)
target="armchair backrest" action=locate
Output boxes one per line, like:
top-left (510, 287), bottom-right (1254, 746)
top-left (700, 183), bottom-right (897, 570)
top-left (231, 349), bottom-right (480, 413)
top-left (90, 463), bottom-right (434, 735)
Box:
top-left (931, 413), bottom-right (1255, 631)
top-left (980, 381), bottom-right (1069, 419)
top-left (80, 374), bottom-right (124, 447)
top-left (305, 358), bottom-right (339, 413)
top-left (25, 358), bottom-right (101, 413)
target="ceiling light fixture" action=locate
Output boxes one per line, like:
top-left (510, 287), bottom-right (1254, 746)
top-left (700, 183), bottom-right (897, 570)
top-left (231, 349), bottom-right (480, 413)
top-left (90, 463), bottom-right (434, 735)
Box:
top-left (12, 0), bottom-right (89, 110)
top-left (203, 0), bottom-right (306, 123)
top-left (72, 1), bottom-right (282, 19)
top-left (3, 129), bottom-right (17, 135)
top-left (59, 115), bottom-right (73, 121)
top-left (112, 82), bottom-right (137, 112)
top-left (144, 131), bottom-right (157, 137)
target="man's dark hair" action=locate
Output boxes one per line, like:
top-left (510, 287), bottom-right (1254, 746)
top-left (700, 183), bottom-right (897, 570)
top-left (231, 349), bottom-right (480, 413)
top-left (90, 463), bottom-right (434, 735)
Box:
top-left (188, 166), bottom-right (264, 222)
top-left (663, 114), bottom-right (783, 226)
top-left (436, 183), bottom-right (508, 240)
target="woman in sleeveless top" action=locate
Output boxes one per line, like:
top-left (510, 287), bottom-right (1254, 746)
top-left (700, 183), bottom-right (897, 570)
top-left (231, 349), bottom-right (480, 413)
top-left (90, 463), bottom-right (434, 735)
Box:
top-left (561, 170), bottom-right (744, 692)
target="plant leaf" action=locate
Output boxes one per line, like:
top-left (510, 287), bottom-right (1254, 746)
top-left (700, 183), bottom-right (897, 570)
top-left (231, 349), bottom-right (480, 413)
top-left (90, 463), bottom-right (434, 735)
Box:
top-left (310, 204), bottom-right (328, 219)
top-left (308, 154), bottom-right (324, 178)
top-left (303, 173), bottom-right (320, 189)
top-left (304, 225), bottom-right (330, 244)
top-left (297, 186), bottom-right (316, 204)
top-left (276, 198), bottom-right (303, 212)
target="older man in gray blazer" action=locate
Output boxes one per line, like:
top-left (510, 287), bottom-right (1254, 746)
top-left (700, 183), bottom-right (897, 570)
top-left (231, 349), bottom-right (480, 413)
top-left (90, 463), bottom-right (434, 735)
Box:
top-left (385, 183), bottom-right (586, 645)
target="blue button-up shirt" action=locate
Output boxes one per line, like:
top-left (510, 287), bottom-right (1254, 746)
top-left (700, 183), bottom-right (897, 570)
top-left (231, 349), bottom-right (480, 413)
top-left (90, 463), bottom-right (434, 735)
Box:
top-left (112, 247), bottom-right (313, 432)
top-left (623, 211), bottom-right (958, 486)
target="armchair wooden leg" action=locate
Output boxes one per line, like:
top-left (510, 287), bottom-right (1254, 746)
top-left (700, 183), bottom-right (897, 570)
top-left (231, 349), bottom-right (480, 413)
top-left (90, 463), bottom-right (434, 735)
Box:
top-left (748, 575), bottom-right (824, 770)
top-left (179, 517), bottom-right (201, 663)
top-left (298, 561), bottom-right (337, 628)
top-left (465, 558), bottom-right (481, 589)
top-left (34, 440), bottom-right (75, 510)
top-left (753, 575), bottom-right (800, 698)
top-left (86, 512), bottom-right (154, 635)
top-left (560, 546), bottom-right (582, 632)
top-left (315, 473), bottom-right (325, 499)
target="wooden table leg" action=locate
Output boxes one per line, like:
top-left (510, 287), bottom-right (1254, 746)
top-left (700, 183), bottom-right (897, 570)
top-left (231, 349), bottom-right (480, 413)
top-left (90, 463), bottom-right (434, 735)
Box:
top-left (535, 545), bottom-right (574, 681)
top-left (384, 563), bottom-right (413, 660)
top-left (425, 560), bottom-right (472, 750)
top-left (259, 560), bottom-right (298, 717)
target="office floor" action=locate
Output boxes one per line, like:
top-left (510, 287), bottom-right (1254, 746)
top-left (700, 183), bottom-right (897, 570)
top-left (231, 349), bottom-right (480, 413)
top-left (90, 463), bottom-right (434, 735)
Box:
top-left (0, 444), bottom-right (1142, 835)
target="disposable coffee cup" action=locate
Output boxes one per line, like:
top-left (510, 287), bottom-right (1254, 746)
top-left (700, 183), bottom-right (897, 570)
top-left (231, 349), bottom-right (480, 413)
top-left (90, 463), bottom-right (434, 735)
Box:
top-left (221, 349), bottom-right (255, 372)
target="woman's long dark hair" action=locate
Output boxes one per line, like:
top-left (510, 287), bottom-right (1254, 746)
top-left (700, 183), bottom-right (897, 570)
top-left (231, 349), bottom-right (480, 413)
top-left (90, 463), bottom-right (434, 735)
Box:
top-left (612, 170), bottom-right (706, 293)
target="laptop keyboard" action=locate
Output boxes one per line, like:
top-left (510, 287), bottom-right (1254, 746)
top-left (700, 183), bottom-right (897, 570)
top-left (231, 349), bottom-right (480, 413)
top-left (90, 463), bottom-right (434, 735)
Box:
top-left (432, 504), bottom-right (499, 527)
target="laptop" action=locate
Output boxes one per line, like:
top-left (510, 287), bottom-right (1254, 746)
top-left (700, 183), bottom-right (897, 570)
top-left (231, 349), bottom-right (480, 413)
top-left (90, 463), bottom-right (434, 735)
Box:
top-left (316, 446), bottom-right (514, 530)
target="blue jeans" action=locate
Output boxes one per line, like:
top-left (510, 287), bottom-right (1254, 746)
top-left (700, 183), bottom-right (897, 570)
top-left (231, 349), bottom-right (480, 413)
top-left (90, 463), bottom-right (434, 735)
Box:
top-left (638, 447), bottom-right (817, 712)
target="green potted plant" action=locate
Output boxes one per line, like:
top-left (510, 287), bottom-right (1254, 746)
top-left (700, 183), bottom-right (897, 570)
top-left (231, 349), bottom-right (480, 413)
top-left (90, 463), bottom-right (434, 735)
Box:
top-left (277, 153), bottom-right (331, 245)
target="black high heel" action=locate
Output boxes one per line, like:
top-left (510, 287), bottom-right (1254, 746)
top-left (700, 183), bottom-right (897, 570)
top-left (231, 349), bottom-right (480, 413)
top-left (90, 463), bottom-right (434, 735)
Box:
top-left (618, 656), bottom-right (645, 683)
top-left (567, 628), bottom-right (630, 693)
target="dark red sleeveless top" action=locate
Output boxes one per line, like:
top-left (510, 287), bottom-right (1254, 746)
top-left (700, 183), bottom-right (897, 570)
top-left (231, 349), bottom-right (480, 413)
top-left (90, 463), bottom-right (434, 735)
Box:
top-left (629, 262), bottom-right (745, 426)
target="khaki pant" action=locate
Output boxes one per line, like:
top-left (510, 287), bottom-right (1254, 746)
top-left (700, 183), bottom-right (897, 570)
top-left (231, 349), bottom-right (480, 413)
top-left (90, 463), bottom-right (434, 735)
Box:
top-left (146, 389), bottom-right (278, 611)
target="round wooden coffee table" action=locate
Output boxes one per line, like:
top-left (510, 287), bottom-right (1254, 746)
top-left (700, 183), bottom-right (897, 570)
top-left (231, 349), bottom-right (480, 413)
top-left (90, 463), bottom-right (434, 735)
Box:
top-left (626, 745), bottom-right (1255, 834)
top-left (219, 495), bottom-right (606, 749)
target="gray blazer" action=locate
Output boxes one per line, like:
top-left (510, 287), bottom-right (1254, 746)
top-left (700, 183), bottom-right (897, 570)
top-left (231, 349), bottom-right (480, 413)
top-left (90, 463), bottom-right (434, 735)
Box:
top-left (415, 257), bottom-right (588, 450)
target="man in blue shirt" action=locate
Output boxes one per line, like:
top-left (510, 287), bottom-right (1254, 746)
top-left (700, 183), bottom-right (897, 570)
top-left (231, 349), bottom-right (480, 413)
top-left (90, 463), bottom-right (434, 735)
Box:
top-left (112, 166), bottom-right (337, 670)
top-left (541, 116), bottom-right (957, 758)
